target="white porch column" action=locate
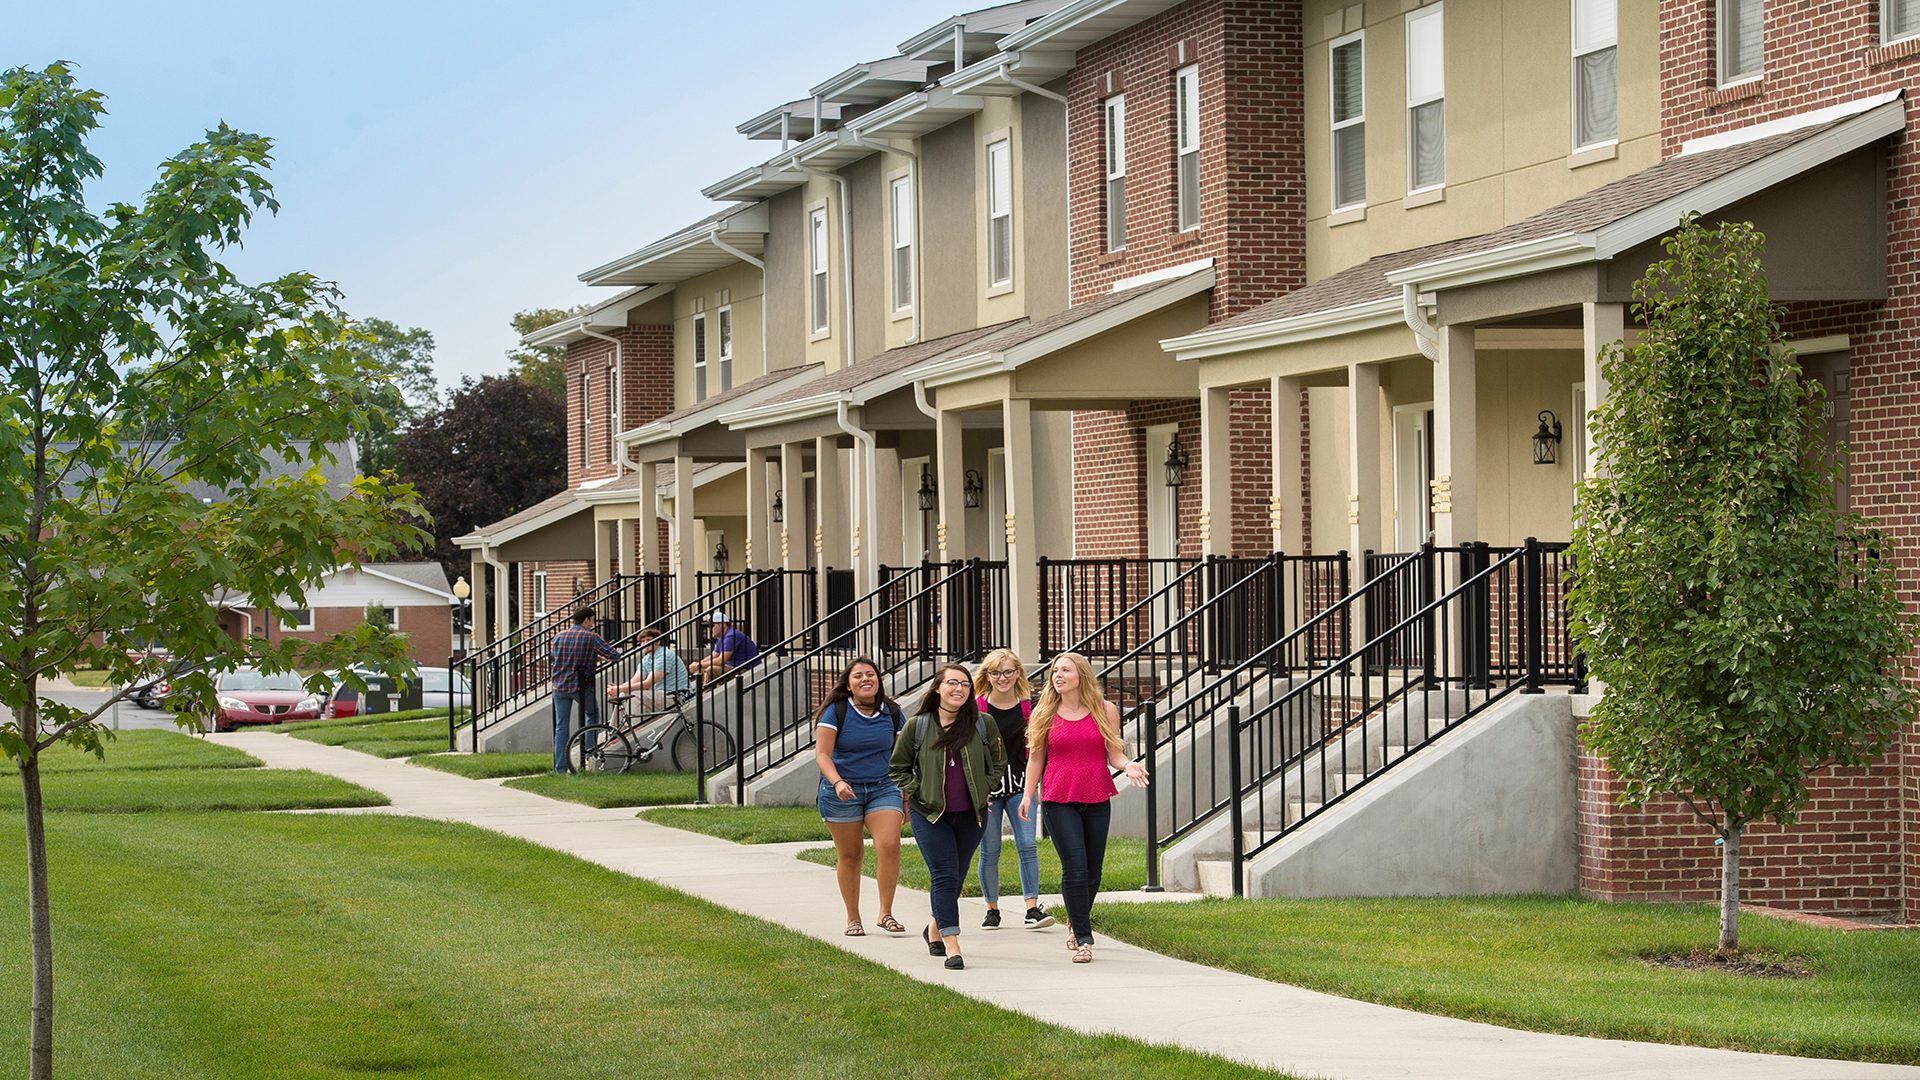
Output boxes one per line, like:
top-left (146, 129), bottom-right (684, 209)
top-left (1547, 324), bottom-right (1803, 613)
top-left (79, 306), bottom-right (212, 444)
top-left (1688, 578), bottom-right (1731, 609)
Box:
top-left (469, 550), bottom-right (490, 644)
top-left (1199, 385), bottom-right (1234, 557)
top-left (1347, 362), bottom-right (1382, 591)
top-left (1582, 301), bottom-right (1623, 480)
top-left (1270, 375), bottom-right (1305, 554)
top-left (592, 518), bottom-right (611, 587)
top-left (780, 442), bottom-right (809, 572)
top-left (815, 435), bottom-right (848, 623)
top-left (673, 453), bottom-right (697, 604)
top-left (1434, 324), bottom-right (1478, 547)
top-left (935, 407), bottom-right (968, 563)
top-left (744, 448), bottom-right (770, 570)
top-left (635, 461), bottom-right (659, 576)
top-left (1002, 398), bottom-right (1039, 659)
top-left (616, 513), bottom-right (636, 577)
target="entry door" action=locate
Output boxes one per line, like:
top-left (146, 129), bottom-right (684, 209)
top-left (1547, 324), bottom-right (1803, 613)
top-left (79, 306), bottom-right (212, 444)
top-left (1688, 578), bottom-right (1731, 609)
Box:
top-left (900, 456), bottom-right (930, 566)
top-left (1803, 352), bottom-right (1851, 513)
top-left (1392, 404), bottom-right (1435, 551)
top-left (986, 448), bottom-right (1007, 561)
top-left (1144, 424), bottom-right (1177, 560)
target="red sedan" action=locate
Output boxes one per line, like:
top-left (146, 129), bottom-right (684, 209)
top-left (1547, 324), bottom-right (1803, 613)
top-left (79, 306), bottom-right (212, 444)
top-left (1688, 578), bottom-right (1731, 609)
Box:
top-left (212, 669), bottom-right (324, 732)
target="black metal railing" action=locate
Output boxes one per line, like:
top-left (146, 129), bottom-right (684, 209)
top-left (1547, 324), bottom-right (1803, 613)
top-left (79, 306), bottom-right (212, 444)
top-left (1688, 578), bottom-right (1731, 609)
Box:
top-left (1038, 557), bottom-right (1201, 659)
top-left (728, 560), bottom-right (1009, 797)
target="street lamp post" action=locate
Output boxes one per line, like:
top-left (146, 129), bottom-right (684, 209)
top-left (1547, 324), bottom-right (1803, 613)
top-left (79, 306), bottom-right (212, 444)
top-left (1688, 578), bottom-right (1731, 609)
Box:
top-left (452, 575), bottom-right (471, 657)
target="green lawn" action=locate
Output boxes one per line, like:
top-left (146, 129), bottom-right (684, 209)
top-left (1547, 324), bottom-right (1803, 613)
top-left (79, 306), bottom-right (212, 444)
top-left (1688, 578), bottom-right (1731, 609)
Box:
top-left (63, 669), bottom-right (111, 688)
top-left (37, 730), bottom-right (258, 773)
top-left (0, 768), bottom-right (387, 814)
top-left (797, 836), bottom-right (1150, 897)
top-left (408, 752), bottom-right (549, 779)
top-left (0, 812), bottom-right (1280, 1079)
top-left (267, 707), bottom-right (464, 734)
top-left (503, 770), bottom-right (704, 808)
top-left (1095, 895), bottom-right (1920, 1064)
top-left (286, 717), bottom-right (450, 758)
top-left (638, 804), bottom-right (855, 844)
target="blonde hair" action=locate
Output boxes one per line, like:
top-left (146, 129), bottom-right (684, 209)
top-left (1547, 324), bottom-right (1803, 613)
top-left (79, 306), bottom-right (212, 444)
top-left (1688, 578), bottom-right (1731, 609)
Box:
top-left (1027, 651), bottom-right (1124, 756)
top-left (971, 648), bottom-right (1032, 699)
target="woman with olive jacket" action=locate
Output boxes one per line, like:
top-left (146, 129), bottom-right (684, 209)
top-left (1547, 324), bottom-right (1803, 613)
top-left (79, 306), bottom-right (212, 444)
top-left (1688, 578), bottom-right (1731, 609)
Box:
top-left (888, 663), bottom-right (1007, 971)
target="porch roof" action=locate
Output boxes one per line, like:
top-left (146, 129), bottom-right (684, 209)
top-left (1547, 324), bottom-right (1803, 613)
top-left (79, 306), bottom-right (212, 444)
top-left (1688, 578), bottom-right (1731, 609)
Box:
top-left (621, 364), bottom-right (824, 447)
top-left (454, 488), bottom-right (586, 550)
top-left (1164, 91), bottom-right (1905, 361)
top-left (519, 284), bottom-right (676, 349)
top-left (716, 322), bottom-right (1016, 429)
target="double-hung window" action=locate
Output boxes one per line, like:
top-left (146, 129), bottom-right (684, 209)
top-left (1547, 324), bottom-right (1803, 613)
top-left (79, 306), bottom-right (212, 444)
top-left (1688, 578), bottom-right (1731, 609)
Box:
top-left (1718, 0), bottom-right (1762, 85)
top-left (578, 368), bottom-right (590, 469)
top-left (1889, 0), bottom-right (1920, 43)
top-left (1175, 65), bottom-right (1201, 231)
top-left (1405, 6), bottom-right (1445, 193)
top-left (1573, 0), bottom-right (1618, 148)
top-left (692, 313), bottom-right (708, 403)
top-left (891, 175), bottom-right (916, 309)
top-left (716, 306), bottom-right (733, 392)
top-left (532, 572), bottom-right (548, 619)
top-left (606, 366), bottom-right (618, 460)
top-left (809, 207), bottom-right (830, 335)
top-left (1330, 33), bottom-right (1366, 210)
top-left (987, 141), bottom-right (1014, 287)
top-left (1104, 96), bottom-right (1127, 251)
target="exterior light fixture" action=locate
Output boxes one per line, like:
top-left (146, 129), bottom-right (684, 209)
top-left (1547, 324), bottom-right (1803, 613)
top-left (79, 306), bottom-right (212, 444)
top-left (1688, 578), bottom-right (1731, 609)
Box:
top-left (963, 469), bottom-right (984, 509)
top-left (1164, 432), bottom-right (1190, 489)
top-left (1532, 410), bottom-right (1563, 466)
top-left (770, 491), bottom-right (784, 524)
top-left (712, 538), bottom-right (730, 573)
top-left (917, 466), bottom-right (937, 513)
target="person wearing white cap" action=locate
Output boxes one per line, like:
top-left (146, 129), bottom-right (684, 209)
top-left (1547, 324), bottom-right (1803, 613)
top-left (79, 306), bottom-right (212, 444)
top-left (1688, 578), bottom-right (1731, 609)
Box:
top-left (689, 609), bottom-right (760, 679)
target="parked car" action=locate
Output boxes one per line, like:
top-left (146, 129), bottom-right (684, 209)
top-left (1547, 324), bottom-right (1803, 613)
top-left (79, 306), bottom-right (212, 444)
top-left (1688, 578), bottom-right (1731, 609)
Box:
top-left (212, 668), bottom-right (324, 732)
top-left (324, 666), bottom-right (470, 719)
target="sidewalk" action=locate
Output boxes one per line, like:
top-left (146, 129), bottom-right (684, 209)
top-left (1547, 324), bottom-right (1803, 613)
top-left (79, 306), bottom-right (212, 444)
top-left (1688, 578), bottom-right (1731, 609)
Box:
top-left (217, 732), bottom-right (1920, 1080)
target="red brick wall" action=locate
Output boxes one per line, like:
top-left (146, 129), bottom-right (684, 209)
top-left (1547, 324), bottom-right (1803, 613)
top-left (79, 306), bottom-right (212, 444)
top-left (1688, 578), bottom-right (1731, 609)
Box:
top-left (1229, 386), bottom-right (1273, 554)
top-left (520, 560), bottom-right (593, 625)
top-left (1575, 3), bottom-right (1920, 918)
top-left (564, 325), bottom-right (673, 487)
top-left (252, 605), bottom-right (452, 667)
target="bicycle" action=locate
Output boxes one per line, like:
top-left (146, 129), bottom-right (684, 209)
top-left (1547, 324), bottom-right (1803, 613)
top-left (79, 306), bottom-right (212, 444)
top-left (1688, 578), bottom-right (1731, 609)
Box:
top-left (567, 689), bottom-right (736, 775)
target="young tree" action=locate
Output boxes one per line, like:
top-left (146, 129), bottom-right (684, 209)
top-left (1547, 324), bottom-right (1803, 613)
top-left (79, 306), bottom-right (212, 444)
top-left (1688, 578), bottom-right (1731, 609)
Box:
top-left (0, 63), bottom-right (425, 1077)
top-left (1569, 217), bottom-right (1913, 952)
top-left (506, 306), bottom-right (584, 397)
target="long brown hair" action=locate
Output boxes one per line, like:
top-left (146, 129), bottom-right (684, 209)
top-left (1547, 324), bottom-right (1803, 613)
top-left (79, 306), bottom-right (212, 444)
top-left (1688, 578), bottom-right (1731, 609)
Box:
top-left (1027, 652), bottom-right (1123, 755)
top-left (914, 663), bottom-right (980, 750)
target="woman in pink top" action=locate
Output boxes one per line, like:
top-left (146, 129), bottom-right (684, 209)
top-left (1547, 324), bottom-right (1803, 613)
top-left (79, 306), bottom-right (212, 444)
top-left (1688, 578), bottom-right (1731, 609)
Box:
top-left (1019, 651), bottom-right (1148, 963)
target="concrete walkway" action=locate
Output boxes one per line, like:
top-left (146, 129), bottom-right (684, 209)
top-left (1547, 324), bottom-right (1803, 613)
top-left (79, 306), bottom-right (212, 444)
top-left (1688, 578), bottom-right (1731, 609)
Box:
top-left (217, 733), bottom-right (1919, 1080)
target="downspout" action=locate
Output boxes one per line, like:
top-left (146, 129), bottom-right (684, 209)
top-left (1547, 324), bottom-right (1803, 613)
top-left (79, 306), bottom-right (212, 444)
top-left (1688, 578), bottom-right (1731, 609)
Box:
top-left (1403, 283), bottom-right (1439, 362)
top-left (847, 134), bottom-right (921, 345)
top-left (709, 227), bottom-right (770, 384)
top-left (835, 400), bottom-right (880, 594)
top-left (797, 163), bottom-right (856, 373)
top-left (579, 324), bottom-right (626, 472)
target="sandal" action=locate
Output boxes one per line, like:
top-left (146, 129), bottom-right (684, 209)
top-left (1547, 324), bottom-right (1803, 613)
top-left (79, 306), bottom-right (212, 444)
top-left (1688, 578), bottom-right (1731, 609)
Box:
top-left (1072, 942), bottom-right (1093, 964)
top-left (876, 914), bottom-right (906, 935)
top-left (844, 922), bottom-right (865, 937)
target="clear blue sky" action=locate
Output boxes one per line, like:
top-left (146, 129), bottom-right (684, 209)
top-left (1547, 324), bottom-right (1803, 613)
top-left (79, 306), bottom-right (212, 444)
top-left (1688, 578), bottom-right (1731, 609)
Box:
top-left (12, 1), bottom-right (966, 389)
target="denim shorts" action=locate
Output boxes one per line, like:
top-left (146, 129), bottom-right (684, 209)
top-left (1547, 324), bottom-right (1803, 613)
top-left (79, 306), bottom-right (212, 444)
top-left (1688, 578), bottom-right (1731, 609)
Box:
top-left (817, 777), bottom-right (905, 822)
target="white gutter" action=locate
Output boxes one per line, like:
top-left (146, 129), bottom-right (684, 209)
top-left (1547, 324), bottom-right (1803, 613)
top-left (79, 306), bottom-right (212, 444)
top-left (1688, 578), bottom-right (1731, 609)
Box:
top-left (834, 401), bottom-right (880, 593)
top-left (912, 379), bottom-right (938, 420)
top-left (848, 133), bottom-right (923, 346)
top-left (797, 164), bottom-right (857, 372)
top-left (579, 324), bottom-right (626, 470)
top-left (1402, 284), bottom-right (1439, 362)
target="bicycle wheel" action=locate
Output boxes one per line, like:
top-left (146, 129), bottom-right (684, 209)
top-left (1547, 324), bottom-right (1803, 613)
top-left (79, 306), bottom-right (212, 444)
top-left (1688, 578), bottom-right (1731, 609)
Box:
top-left (567, 724), bottom-right (636, 774)
top-left (671, 719), bottom-right (735, 773)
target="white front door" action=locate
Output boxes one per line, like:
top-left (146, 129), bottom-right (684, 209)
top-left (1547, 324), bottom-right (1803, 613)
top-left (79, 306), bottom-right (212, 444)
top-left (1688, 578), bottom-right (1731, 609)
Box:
top-left (1144, 424), bottom-right (1177, 560)
top-left (986, 448), bottom-right (1007, 561)
top-left (1392, 404), bottom-right (1434, 551)
top-left (900, 456), bottom-right (930, 566)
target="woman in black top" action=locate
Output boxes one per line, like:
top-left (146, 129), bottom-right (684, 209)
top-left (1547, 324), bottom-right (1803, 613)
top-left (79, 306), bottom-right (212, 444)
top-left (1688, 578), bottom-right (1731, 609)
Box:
top-left (971, 649), bottom-right (1054, 930)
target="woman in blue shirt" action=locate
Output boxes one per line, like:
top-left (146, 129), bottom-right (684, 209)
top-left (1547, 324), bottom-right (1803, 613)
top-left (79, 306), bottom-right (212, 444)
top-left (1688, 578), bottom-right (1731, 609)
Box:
top-left (814, 657), bottom-right (907, 937)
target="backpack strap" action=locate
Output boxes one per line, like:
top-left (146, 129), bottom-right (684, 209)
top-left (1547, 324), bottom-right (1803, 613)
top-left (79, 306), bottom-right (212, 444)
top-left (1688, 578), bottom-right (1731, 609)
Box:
top-left (915, 713), bottom-right (932, 750)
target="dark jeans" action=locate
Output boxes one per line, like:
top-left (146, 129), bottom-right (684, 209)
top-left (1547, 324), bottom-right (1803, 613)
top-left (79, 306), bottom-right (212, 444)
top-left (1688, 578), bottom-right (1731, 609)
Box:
top-left (1043, 800), bottom-right (1111, 945)
top-left (909, 805), bottom-right (985, 937)
top-left (552, 692), bottom-right (597, 773)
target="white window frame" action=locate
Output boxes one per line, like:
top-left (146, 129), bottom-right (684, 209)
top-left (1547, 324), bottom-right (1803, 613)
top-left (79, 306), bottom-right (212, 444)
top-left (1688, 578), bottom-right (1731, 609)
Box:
top-left (986, 139), bottom-right (1015, 287)
top-left (282, 608), bottom-right (314, 632)
top-left (1104, 95), bottom-right (1127, 251)
top-left (1887, 0), bottom-right (1920, 44)
top-left (890, 174), bottom-right (916, 311)
top-left (532, 571), bottom-right (548, 618)
top-left (1404, 5), bottom-right (1445, 195)
top-left (691, 313), bottom-right (709, 403)
top-left (1175, 64), bottom-right (1201, 232)
top-left (808, 207), bottom-right (830, 336)
top-left (578, 367), bottom-right (591, 470)
top-left (605, 365), bottom-right (618, 460)
top-left (1716, 0), bottom-right (1763, 87)
top-left (1329, 32), bottom-right (1367, 212)
top-left (716, 305), bottom-right (733, 392)
top-left (1571, 0), bottom-right (1619, 151)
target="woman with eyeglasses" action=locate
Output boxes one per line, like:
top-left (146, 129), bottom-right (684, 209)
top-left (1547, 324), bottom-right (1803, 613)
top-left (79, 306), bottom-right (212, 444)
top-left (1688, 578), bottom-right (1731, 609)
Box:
top-left (888, 663), bottom-right (1006, 970)
top-left (1020, 651), bottom-right (1147, 964)
top-left (971, 649), bottom-right (1053, 931)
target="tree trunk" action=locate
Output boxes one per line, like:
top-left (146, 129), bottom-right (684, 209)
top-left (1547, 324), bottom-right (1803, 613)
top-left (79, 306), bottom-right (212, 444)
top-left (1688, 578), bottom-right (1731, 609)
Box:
top-left (1718, 820), bottom-right (1742, 953)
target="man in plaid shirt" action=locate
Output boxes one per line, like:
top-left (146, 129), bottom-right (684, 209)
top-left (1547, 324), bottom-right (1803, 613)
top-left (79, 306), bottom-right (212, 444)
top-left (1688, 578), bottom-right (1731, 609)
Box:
top-left (550, 608), bottom-right (622, 773)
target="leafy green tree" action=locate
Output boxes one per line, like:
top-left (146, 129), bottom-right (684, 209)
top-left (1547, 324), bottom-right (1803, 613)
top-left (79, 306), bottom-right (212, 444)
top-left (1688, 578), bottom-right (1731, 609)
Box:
top-left (507, 306), bottom-right (583, 397)
top-left (343, 317), bottom-right (438, 476)
top-left (1569, 217), bottom-right (1913, 952)
top-left (0, 63), bottom-right (425, 1077)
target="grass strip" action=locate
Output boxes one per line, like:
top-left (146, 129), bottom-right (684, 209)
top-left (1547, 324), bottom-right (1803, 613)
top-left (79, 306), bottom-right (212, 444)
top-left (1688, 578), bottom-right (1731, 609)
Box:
top-left (63, 669), bottom-right (111, 688)
top-left (638, 804), bottom-right (854, 844)
top-left (797, 837), bottom-right (1149, 896)
top-left (0, 812), bottom-right (1280, 1079)
top-left (1094, 895), bottom-right (1920, 1065)
top-left (36, 730), bottom-right (259, 773)
top-left (288, 718), bottom-right (451, 757)
top-left (504, 770), bottom-right (705, 808)
top-left (0, 768), bottom-right (388, 813)
top-left (408, 752), bottom-right (550, 779)
top-left (269, 707), bottom-right (461, 734)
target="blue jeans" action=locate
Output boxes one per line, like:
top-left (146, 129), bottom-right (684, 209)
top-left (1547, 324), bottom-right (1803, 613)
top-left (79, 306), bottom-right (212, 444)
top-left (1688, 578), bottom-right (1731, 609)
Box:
top-left (552, 692), bottom-right (597, 773)
top-left (909, 806), bottom-right (984, 938)
top-left (977, 795), bottom-right (1040, 905)
top-left (1043, 800), bottom-right (1111, 946)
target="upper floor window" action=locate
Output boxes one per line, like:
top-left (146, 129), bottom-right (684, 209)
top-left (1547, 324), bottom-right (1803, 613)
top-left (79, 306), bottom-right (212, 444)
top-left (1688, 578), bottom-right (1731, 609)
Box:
top-left (1887, 0), bottom-right (1920, 43)
top-left (578, 366), bottom-right (590, 469)
top-left (606, 364), bottom-right (618, 459)
top-left (987, 140), bottom-right (1014, 286)
top-left (1573, 0), bottom-right (1618, 148)
top-left (716, 305), bottom-right (733, 392)
top-left (1175, 65), bottom-right (1201, 231)
top-left (1330, 33), bottom-right (1366, 210)
top-left (891, 175), bottom-right (916, 309)
top-left (692, 313), bottom-right (709, 403)
top-left (1104, 95), bottom-right (1127, 251)
top-left (809, 208), bottom-right (830, 335)
top-left (1405, 6), bottom-right (1445, 193)
top-left (1718, 0), bottom-right (1762, 85)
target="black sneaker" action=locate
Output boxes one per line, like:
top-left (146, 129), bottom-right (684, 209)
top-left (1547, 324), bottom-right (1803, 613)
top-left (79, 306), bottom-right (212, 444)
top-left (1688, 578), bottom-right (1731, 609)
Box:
top-left (922, 926), bottom-right (946, 957)
top-left (1023, 907), bottom-right (1056, 929)
top-left (982, 909), bottom-right (1002, 930)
